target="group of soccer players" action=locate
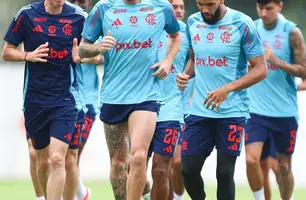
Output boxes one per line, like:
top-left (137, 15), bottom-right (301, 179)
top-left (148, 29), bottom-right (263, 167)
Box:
top-left (2, 0), bottom-right (306, 200)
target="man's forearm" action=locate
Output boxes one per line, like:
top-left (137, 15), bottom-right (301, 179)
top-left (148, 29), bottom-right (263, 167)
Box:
top-left (166, 33), bottom-right (181, 61)
top-left (79, 42), bottom-right (102, 59)
top-left (276, 59), bottom-right (306, 78)
top-left (2, 46), bottom-right (27, 62)
top-left (183, 58), bottom-right (195, 79)
top-left (225, 63), bottom-right (267, 92)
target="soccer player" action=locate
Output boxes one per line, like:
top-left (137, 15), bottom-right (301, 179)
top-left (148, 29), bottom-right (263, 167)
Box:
top-left (147, 0), bottom-right (189, 199)
top-left (2, 0), bottom-right (93, 199)
top-left (166, 0), bottom-right (188, 200)
top-left (245, 1), bottom-right (306, 200)
top-left (176, 0), bottom-right (268, 199)
top-left (67, 1), bottom-right (104, 200)
top-left (78, 0), bottom-right (181, 199)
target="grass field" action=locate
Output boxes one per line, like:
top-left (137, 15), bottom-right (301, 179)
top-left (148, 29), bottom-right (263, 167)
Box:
top-left (0, 180), bottom-right (305, 200)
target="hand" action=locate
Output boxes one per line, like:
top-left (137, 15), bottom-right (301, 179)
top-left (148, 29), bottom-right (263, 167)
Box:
top-left (176, 73), bottom-right (190, 90)
top-left (151, 58), bottom-right (173, 80)
top-left (72, 38), bottom-right (81, 64)
top-left (26, 42), bottom-right (49, 63)
top-left (98, 30), bottom-right (116, 53)
top-left (204, 86), bottom-right (231, 112)
top-left (265, 46), bottom-right (279, 66)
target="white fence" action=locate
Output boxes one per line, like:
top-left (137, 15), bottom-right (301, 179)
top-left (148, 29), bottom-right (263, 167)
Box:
top-left (0, 63), bottom-right (305, 188)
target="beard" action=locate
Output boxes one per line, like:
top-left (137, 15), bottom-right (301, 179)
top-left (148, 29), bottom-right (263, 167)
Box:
top-left (201, 4), bottom-right (221, 25)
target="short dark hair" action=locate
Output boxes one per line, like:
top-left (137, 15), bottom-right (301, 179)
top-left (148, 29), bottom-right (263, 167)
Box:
top-left (256, 0), bottom-right (282, 5)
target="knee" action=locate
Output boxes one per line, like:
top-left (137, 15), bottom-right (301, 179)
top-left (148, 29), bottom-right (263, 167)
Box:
top-left (29, 146), bottom-right (37, 165)
top-left (246, 154), bottom-right (260, 168)
top-left (38, 158), bottom-right (49, 172)
top-left (152, 164), bottom-right (170, 183)
top-left (110, 158), bottom-right (128, 173)
top-left (49, 151), bottom-right (65, 169)
top-left (216, 164), bottom-right (234, 181)
top-left (172, 155), bottom-right (182, 173)
top-left (278, 160), bottom-right (291, 176)
top-left (130, 149), bottom-right (147, 169)
top-left (65, 153), bottom-right (77, 171)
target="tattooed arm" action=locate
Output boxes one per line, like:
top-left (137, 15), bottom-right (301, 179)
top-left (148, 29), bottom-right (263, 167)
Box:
top-left (269, 27), bottom-right (306, 78)
top-left (79, 31), bottom-right (116, 59)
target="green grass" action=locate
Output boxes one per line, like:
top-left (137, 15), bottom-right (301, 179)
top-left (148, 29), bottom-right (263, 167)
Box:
top-left (0, 180), bottom-right (305, 199)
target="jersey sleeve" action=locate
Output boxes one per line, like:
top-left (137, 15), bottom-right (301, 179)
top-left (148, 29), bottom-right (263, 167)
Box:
top-left (241, 17), bottom-right (264, 59)
top-left (186, 23), bottom-right (192, 49)
top-left (81, 3), bottom-right (104, 43)
top-left (4, 9), bottom-right (27, 46)
top-left (162, 2), bottom-right (180, 35)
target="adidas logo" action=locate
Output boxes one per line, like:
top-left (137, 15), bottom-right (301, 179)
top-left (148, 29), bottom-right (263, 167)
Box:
top-left (192, 33), bottom-right (200, 43)
top-left (228, 143), bottom-right (238, 151)
top-left (111, 18), bottom-right (123, 28)
top-left (32, 25), bottom-right (43, 32)
top-left (163, 145), bottom-right (173, 153)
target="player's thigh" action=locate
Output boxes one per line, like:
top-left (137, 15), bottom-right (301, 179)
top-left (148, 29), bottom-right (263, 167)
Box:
top-left (181, 115), bottom-right (215, 156)
top-left (216, 117), bottom-right (246, 157)
top-left (128, 110), bottom-right (157, 153)
top-left (103, 122), bottom-right (129, 160)
top-left (49, 106), bottom-right (78, 154)
top-left (24, 107), bottom-right (51, 150)
top-left (272, 117), bottom-right (298, 156)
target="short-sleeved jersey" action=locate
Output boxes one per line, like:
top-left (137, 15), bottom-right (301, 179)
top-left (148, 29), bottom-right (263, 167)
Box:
top-left (82, 0), bottom-right (180, 105)
top-left (157, 20), bottom-right (189, 122)
top-left (249, 14), bottom-right (298, 117)
top-left (187, 8), bottom-right (264, 118)
top-left (4, 1), bottom-right (87, 109)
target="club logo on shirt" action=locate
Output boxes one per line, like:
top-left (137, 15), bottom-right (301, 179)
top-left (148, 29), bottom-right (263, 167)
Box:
top-left (130, 16), bottom-right (138, 25)
top-left (196, 56), bottom-right (228, 67)
top-left (192, 34), bottom-right (200, 44)
top-left (220, 32), bottom-right (232, 43)
top-left (34, 17), bottom-right (47, 22)
top-left (145, 14), bottom-right (156, 25)
top-left (113, 8), bottom-right (127, 14)
top-left (111, 18), bottom-right (123, 29)
top-left (158, 41), bottom-right (163, 49)
top-left (62, 24), bottom-right (73, 36)
top-left (207, 32), bottom-right (214, 42)
top-left (140, 7), bottom-right (154, 12)
top-left (48, 25), bottom-right (56, 36)
top-left (115, 38), bottom-right (153, 52)
top-left (12, 15), bottom-right (23, 33)
top-left (273, 39), bottom-right (282, 50)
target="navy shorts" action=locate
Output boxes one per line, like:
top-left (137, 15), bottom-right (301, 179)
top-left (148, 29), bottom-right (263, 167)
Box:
top-left (81, 104), bottom-right (97, 143)
top-left (100, 101), bottom-right (160, 124)
top-left (24, 106), bottom-right (78, 150)
top-left (148, 121), bottom-right (181, 158)
top-left (245, 113), bottom-right (298, 156)
top-left (70, 110), bottom-right (85, 149)
top-left (177, 123), bottom-right (185, 145)
top-left (26, 131), bottom-right (30, 141)
top-left (181, 115), bottom-right (246, 157)
top-left (261, 134), bottom-right (277, 160)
